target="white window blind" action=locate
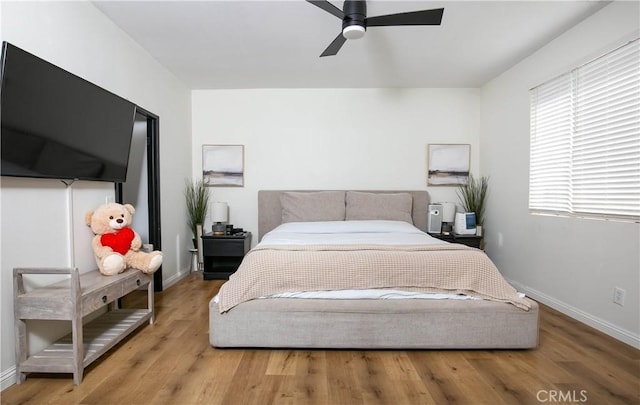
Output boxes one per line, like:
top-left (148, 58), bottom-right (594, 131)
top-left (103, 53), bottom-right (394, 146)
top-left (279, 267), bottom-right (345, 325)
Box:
top-left (529, 38), bottom-right (640, 221)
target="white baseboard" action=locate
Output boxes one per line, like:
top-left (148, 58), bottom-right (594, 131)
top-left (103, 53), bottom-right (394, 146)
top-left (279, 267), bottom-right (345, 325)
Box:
top-left (162, 267), bottom-right (191, 289)
top-left (508, 279), bottom-right (640, 349)
top-left (1, 366), bottom-right (16, 392)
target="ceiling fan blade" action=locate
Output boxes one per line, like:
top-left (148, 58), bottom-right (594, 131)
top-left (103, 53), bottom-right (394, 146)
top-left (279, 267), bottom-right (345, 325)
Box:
top-left (366, 8), bottom-right (444, 27)
top-left (320, 32), bottom-right (347, 57)
top-left (306, 0), bottom-right (344, 19)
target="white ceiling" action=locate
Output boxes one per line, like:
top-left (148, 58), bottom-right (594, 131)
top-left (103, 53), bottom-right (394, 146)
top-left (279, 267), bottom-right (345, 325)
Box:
top-left (92, 0), bottom-right (609, 89)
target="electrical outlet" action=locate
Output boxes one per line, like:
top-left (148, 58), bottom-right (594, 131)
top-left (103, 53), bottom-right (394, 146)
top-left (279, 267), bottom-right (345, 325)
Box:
top-left (613, 287), bottom-right (626, 306)
top-left (105, 195), bottom-right (114, 204)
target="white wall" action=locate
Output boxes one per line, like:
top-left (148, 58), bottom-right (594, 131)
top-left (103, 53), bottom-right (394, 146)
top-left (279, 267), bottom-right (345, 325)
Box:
top-left (1, 1), bottom-right (192, 389)
top-left (192, 88), bottom-right (481, 239)
top-left (480, 1), bottom-right (640, 347)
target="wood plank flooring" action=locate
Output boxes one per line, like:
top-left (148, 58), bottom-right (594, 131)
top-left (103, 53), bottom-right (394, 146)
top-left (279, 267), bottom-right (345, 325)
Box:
top-left (2, 272), bottom-right (638, 404)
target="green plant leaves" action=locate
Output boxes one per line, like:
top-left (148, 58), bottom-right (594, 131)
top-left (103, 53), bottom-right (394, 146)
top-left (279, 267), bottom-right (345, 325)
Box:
top-left (457, 174), bottom-right (488, 226)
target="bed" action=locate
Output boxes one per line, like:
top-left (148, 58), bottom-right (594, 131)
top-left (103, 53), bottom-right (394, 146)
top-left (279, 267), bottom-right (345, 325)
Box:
top-left (209, 190), bottom-right (539, 349)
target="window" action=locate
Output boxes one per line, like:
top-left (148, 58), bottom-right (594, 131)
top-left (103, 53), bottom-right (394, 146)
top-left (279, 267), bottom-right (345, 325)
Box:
top-left (529, 38), bottom-right (640, 221)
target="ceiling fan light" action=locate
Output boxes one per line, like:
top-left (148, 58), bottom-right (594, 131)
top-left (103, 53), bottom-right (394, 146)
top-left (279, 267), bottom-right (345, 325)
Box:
top-left (342, 25), bottom-right (365, 40)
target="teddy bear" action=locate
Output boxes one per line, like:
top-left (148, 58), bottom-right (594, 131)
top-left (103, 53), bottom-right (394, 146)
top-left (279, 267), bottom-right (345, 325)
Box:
top-left (85, 202), bottom-right (163, 276)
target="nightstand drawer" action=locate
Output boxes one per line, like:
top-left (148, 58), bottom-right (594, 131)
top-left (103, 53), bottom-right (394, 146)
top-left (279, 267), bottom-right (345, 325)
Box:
top-left (203, 238), bottom-right (246, 256)
top-left (455, 237), bottom-right (482, 249)
top-left (201, 232), bottom-right (252, 280)
top-left (429, 233), bottom-right (483, 249)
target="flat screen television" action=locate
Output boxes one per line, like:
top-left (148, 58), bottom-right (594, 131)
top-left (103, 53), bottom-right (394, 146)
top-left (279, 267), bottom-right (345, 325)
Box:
top-left (1, 42), bottom-right (136, 182)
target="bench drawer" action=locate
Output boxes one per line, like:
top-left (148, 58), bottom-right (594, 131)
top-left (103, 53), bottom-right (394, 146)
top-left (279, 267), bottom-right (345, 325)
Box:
top-left (123, 273), bottom-right (151, 294)
top-left (82, 282), bottom-right (123, 312)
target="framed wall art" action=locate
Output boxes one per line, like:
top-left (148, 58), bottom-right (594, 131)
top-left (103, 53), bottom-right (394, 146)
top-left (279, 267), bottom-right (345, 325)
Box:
top-left (202, 145), bottom-right (244, 187)
top-left (427, 144), bottom-right (470, 186)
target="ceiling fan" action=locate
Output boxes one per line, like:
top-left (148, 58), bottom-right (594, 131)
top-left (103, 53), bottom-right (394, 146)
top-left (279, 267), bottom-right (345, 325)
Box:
top-left (307, 0), bottom-right (444, 57)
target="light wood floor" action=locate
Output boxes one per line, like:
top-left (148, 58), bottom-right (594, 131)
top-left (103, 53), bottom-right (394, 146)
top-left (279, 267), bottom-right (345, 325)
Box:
top-left (2, 272), bottom-right (638, 405)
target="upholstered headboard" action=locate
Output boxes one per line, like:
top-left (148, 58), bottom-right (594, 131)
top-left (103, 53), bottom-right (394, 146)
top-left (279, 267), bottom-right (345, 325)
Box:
top-left (258, 190), bottom-right (429, 241)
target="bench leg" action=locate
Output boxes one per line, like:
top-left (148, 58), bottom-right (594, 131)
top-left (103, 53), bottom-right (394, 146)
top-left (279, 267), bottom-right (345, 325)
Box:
top-left (72, 314), bottom-right (84, 384)
top-left (14, 318), bottom-right (27, 384)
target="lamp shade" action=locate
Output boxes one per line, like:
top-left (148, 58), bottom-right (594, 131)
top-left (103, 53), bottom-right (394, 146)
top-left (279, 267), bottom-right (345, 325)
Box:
top-left (442, 202), bottom-right (456, 223)
top-left (212, 202), bottom-right (228, 223)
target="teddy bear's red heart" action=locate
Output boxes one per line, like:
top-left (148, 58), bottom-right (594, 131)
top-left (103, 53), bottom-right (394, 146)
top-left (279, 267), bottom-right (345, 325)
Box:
top-left (101, 227), bottom-right (135, 255)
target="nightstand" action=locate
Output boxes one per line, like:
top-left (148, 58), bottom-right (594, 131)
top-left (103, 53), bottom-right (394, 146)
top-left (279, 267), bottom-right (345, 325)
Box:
top-left (429, 233), bottom-right (483, 249)
top-left (201, 232), bottom-right (252, 280)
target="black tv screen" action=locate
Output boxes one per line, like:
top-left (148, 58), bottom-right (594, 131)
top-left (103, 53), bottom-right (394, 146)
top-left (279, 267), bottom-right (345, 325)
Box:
top-left (1, 42), bottom-right (135, 182)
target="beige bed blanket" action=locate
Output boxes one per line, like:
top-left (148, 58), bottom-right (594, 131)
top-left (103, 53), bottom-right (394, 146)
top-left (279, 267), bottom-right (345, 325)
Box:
top-left (217, 244), bottom-right (531, 313)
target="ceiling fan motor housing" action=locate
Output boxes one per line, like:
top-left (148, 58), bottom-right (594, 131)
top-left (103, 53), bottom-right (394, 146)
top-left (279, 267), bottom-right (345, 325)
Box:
top-left (307, 0), bottom-right (444, 56)
top-left (342, 0), bottom-right (366, 39)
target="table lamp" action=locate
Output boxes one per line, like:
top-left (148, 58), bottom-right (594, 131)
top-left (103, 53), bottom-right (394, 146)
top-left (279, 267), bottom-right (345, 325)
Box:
top-left (442, 202), bottom-right (456, 233)
top-left (212, 202), bottom-right (228, 235)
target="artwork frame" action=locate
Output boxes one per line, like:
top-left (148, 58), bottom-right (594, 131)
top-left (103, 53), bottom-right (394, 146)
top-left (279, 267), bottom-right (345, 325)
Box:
top-left (202, 144), bottom-right (244, 187)
top-left (427, 144), bottom-right (470, 186)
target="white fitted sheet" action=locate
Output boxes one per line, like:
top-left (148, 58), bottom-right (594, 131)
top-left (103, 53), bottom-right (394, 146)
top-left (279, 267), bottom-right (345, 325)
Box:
top-left (213, 289), bottom-right (478, 303)
top-left (259, 220), bottom-right (447, 246)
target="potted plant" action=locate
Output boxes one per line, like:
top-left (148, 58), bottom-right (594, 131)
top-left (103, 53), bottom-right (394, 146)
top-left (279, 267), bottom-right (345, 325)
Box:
top-left (184, 178), bottom-right (210, 247)
top-left (457, 174), bottom-right (489, 235)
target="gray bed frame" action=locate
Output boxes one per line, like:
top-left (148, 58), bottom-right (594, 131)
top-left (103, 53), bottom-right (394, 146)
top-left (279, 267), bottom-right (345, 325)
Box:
top-left (209, 190), bottom-right (539, 349)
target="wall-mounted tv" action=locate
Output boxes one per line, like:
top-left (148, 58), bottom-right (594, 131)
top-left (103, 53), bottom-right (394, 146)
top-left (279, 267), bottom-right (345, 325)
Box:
top-left (1, 42), bottom-right (136, 183)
